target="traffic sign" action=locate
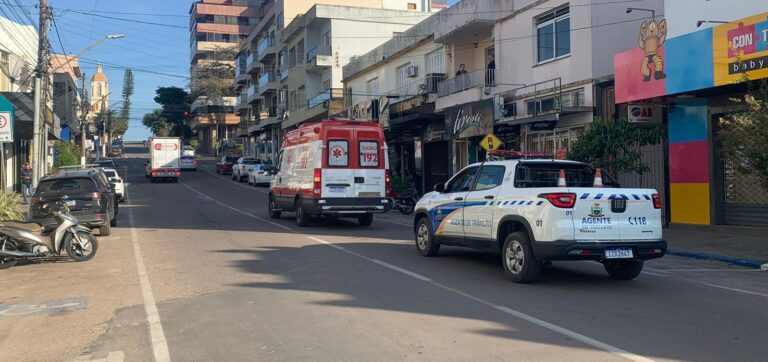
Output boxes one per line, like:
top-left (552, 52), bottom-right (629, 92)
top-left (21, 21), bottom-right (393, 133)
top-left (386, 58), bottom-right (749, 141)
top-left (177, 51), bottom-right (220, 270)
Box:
top-left (479, 133), bottom-right (501, 152)
top-left (0, 111), bottom-right (13, 143)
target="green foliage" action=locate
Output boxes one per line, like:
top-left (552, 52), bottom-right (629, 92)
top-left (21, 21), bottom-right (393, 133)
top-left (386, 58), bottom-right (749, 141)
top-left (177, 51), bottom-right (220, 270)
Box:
top-left (568, 118), bottom-right (663, 176)
top-left (143, 87), bottom-right (191, 139)
top-left (142, 109), bottom-right (172, 137)
top-left (110, 69), bottom-right (135, 138)
top-left (190, 46), bottom-right (238, 99)
top-left (53, 140), bottom-right (80, 169)
top-left (0, 192), bottom-right (23, 221)
top-left (719, 78), bottom-right (768, 191)
top-left (390, 171), bottom-right (414, 192)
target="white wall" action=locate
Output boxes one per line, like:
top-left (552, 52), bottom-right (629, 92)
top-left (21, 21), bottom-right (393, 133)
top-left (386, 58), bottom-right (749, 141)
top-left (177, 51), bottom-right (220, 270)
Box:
top-left (0, 16), bottom-right (38, 92)
top-left (665, 0), bottom-right (768, 39)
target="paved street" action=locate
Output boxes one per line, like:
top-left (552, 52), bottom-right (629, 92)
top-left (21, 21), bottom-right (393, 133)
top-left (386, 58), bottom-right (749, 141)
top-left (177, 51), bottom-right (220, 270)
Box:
top-left (1, 145), bottom-right (767, 362)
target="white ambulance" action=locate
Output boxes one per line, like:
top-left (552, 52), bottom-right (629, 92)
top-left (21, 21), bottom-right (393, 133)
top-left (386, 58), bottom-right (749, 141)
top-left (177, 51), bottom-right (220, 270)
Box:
top-left (268, 119), bottom-right (391, 226)
top-left (413, 152), bottom-right (666, 283)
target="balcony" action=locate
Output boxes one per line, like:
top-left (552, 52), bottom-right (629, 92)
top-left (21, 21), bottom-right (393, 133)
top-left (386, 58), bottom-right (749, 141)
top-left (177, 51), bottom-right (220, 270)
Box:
top-left (437, 69), bottom-right (495, 97)
top-left (306, 45), bottom-right (332, 73)
top-left (235, 58), bottom-right (250, 88)
top-left (246, 53), bottom-right (260, 74)
top-left (280, 67), bottom-right (289, 82)
top-left (285, 88), bottom-right (344, 129)
top-left (387, 74), bottom-right (446, 103)
top-left (256, 36), bottom-right (276, 62)
top-left (258, 71), bottom-right (278, 95)
top-left (236, 92), bottom-right (249, 114)
top-left (493, 78), bottom-right (591, 124)
top-left (247, 84), bottom-right (261, 104)
top-left (308, 89), bottom-right (332, 109)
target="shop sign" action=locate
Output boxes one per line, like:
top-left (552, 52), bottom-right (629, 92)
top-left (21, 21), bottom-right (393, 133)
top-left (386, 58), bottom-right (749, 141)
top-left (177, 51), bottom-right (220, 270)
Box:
top-left (479, 133), bottom-right (501, 152)
top-left (713, 12), bottom-right (768, 86)
top-left (333, 99), bottom-right (379, 121)
top-left (447, 99), bottom-right (494, 139)
top-left (389, 94), bottom-right (425, 116)
top-left (627, 104), bottom-right (661, 124)
top-left (528, 120), bottom-right (558, 131)
top-left (0, 111), bottom-right (12, 143)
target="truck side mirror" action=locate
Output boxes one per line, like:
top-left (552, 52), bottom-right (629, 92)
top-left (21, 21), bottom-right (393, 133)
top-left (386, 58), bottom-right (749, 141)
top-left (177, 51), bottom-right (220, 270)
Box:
top-left (434, 183), bottom-right (445, 193)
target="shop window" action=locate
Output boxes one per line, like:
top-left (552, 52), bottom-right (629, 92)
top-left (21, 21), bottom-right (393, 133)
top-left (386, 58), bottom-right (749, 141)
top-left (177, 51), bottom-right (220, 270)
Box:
top-left (536, 6), bottom-right (570, 63)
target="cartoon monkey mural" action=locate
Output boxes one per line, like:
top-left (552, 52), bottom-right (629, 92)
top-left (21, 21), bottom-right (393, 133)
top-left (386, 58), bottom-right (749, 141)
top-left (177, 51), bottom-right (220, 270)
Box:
top-left (638, 18), bottom-right (667, 81)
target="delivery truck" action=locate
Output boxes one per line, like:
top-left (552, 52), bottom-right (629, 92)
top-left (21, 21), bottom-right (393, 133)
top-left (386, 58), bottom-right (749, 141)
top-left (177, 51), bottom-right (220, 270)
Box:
top-left (146, 137), bottom-right (181, 183)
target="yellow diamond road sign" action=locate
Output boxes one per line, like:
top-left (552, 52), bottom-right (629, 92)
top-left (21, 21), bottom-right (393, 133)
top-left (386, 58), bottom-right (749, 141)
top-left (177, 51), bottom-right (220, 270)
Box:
top-left (480, 133), bottom-right (501, 152)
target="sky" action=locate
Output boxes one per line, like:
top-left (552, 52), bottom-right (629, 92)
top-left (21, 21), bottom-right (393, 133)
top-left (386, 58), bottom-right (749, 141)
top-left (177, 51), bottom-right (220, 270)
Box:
top-left (14, 0), bottom-right (459, 141)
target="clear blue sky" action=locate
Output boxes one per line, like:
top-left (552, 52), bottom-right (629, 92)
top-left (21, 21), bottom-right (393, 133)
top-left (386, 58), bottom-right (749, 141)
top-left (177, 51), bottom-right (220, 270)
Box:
top-left (41, 0), bottom-right (192, 141)
top-left (29, 0), bottom-right (459, 141)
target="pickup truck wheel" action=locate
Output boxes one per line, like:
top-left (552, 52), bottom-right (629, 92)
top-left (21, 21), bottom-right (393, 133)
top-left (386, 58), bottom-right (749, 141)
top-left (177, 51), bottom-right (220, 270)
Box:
top-left (99, 221), bottom-right (112, 236)
top-left (604, 260), bottom-right (643, 280)
top-left (358, 214), bottom-right (374, 226)
top-left (295, 199), bottom-right (310, 227)
top-left (268, 196), bottom-right (281, 219)
top-left (502, 232), bottom-right (541, 283)
top-left (415, 217), bottom-right (440, 256)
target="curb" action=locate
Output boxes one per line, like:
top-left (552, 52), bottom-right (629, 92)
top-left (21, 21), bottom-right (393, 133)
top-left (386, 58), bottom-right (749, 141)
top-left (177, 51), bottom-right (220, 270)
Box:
top-left (668, 250), bottom-right (767, 269)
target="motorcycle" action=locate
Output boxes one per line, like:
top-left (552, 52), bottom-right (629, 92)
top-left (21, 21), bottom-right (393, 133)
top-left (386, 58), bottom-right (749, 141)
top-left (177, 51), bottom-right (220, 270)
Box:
top-left (392, 187), bottom-right (418, 215)
top-left (0, 197), bottom-right (99, 269)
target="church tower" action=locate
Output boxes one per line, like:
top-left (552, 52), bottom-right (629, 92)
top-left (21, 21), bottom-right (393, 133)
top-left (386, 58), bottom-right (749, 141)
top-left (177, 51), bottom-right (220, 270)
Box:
top-left (90, 63), bottom-right (109, 115)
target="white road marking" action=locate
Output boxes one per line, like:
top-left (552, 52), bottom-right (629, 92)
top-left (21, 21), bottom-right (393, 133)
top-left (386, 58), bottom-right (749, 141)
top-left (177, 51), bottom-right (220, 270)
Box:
top-left (647, 267), bottom-right (764, 273)
top-left (182, 183), bottom-right (655, 362)
top-left (701, 283), bottom-right (768, 298)
top-left (125, 170), bottom-right (171, 362)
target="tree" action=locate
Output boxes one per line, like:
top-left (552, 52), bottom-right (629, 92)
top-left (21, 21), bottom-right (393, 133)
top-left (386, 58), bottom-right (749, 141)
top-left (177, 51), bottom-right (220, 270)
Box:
top-left (718, 78), bottom-right (768, 191)
top-left (142, 109), bottom-right (172, 136)
top-left (141, 87), bottom-right (192, 139)
top-left (106, 70), bottom-right (134, 139)
top-left (568, 118), bottom-right (663, 181)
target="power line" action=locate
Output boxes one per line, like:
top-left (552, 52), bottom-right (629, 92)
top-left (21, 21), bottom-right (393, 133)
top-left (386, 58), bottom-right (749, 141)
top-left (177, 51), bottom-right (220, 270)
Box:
top-left (78, 58), bottom-right (190, 79)
top-left (50, 10), bottom-right (77, 78)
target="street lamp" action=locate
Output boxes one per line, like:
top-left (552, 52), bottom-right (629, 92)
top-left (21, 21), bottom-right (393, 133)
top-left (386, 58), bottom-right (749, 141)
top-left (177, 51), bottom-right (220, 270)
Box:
top-left (697, 20), bottom-right (728, 27)
top-left (626, 7), bottom-right (656, 20)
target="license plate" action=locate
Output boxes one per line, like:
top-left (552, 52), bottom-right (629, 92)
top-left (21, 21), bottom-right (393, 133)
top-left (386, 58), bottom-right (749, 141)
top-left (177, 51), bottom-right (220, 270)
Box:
top-left (328, 186), bottom-right (346, 193)
top-left (66, 200), bottom-right (76, 206)
top-left (605, 248), bottom-right (633, 259)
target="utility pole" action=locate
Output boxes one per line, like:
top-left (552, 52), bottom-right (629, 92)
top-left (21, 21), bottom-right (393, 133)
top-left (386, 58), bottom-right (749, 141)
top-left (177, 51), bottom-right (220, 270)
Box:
top-left (32, 0), bottom-right (50, 186)
top-left (99, 97), bottom-right (106, 159)
top-left (80, 72), bottom-right (88, 165)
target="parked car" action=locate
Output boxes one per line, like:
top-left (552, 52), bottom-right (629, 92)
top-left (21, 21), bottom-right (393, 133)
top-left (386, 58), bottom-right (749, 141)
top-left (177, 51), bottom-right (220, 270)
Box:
top-left (180, 156), bottom-right (197, 171)
top-left (413, 155), bottom-right (666, 283)
top-left (216, 155), bottom-right (239, 175)
top-left (231, 157), bottom-right (262, 182)
top-left (269, 119), bottom-right (391, 226)
top-left (248, 164), bottom-right (273, 186)
top-left (102, 168), bottom-right (125, 202)
top-left (29, 169), bottom-right (117, 236)
top-left (182, 145), bottom-right (195, 157)
top-left (96, 159), bottom-right (117, 170)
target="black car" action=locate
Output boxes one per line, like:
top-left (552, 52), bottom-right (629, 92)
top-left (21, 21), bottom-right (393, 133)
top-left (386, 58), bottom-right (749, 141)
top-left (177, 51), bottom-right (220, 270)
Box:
top-left (96, 159), bottom-right (117, 169)
top-left (30, 169), bottom-right (118, 236)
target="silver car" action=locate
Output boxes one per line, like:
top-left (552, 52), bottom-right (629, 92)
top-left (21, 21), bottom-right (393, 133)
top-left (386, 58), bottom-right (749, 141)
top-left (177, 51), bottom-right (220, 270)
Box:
top-left (247, 164), bottom-right (273, 186)
top-left (180, 156), bottom-right (197, 171)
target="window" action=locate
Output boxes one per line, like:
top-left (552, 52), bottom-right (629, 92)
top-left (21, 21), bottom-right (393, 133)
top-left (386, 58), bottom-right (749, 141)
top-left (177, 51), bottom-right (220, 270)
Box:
top-left (366, 78), bottom-right (378, 100)
top-left (289, 46), bottom-right (296, 67)
top-left (327, 140), bottom-right (349, 167)
top-left (407, 3), bottom-right (417, 10)
top-left (536, 7), bottom-right (570, 63)
top-left (323, 79), bottom-right (331, 91)
top-left (276, 13), bottom-right (284, 29)
top-left (296, 40), bottom-right (305, 65)
top-left (474, 166), bottom-right (505, 191)
top-left (298, 85), bottom-right (306, 108)
top-left (446, 167), bottom-right (479, 193)
top-left (346, 87), bottom-right (353, 107)
top-left (396, 63), bottom-right (411, 86)
top-left (359, 141), bottom-right (379, 167)
top-left (290, 91), bottom-right (298, 111)
top-left (426, 49), bottom-right (444, 74)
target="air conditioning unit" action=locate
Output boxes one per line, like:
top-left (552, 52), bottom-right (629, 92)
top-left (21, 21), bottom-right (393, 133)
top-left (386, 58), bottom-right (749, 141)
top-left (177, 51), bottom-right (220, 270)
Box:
top-left (405, 65), bottom-right (418, 78)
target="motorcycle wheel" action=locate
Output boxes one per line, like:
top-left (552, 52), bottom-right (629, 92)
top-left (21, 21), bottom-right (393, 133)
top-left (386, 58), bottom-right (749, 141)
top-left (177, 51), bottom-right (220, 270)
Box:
top-left (399, 204), bottom-right (415, 215)
top-left (65, 231), bottom-right (99, 262)
top-left (0, 258), bottom-right (17, 269)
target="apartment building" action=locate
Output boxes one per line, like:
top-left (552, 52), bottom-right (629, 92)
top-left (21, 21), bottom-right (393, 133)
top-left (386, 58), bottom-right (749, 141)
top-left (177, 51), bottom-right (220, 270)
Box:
top-left (430, 0), bottom-right (663, 174)
top-left (189, 0), bottom-right (265, 155)
top-left (342, 15), bottom-right (449, 194)
top-left (50, 54), bottom-right (82, 142)
top-left (237, 0), bottom-right (441, 161)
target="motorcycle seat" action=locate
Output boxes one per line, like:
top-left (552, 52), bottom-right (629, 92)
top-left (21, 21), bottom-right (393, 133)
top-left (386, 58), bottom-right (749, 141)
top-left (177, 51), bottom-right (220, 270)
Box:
top-left (0, 221), bottom-right (44, 233)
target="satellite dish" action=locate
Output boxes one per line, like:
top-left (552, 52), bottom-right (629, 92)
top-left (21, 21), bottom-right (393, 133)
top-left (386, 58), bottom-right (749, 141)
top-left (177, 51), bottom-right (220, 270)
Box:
top-left (1, 53), bottom-right (27, 82)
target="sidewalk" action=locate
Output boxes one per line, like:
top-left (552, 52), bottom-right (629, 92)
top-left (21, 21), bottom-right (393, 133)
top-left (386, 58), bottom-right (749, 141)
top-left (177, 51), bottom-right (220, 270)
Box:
top-left (665, 224), bottom-right (768, 268)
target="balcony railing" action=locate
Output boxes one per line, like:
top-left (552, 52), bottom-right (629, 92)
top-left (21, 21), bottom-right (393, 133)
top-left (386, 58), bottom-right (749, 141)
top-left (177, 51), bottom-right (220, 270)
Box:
top-left (437, 69), bottom-right (496, 97)
top-left (387, 74), bottom-right (446, 101)
top-left (258, 71), bottom-right (277, 89)
top-left (495, 78), bottom-right (564, 121)
top-left (263, 105), bottom-right (285, 118)
top-left (307, 89), bottom-right (342, 109)
top-left (257, 36), bottom-right (274, 55)
top-left (280, 67), bottom-right (289, 81)
top-left (307, 45), bottom-right (331, 63)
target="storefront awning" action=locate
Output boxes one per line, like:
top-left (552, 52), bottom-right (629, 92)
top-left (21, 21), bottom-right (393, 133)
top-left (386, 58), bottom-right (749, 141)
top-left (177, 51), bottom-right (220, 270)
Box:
top-left (0, 91), bottom-right (34, 139)
top-left (497, 113), bottom-right (559, 126)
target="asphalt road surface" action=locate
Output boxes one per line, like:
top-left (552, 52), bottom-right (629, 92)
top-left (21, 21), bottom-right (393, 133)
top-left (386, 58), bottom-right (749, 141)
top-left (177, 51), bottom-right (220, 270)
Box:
top-left (1, 144), bottom-right (767, 362)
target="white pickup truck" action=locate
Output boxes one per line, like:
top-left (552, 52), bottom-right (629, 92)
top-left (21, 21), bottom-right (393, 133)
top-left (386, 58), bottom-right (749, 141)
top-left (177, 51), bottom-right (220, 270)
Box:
top-left (413, 158), bottom-right (666, 283)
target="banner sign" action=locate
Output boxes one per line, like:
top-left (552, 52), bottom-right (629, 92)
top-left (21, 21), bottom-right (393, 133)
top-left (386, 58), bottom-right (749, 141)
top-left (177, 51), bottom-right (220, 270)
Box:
top-left (0, 111), bottom-right (13, 143)
top-left (446, 99), bottom-right (494, 139)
